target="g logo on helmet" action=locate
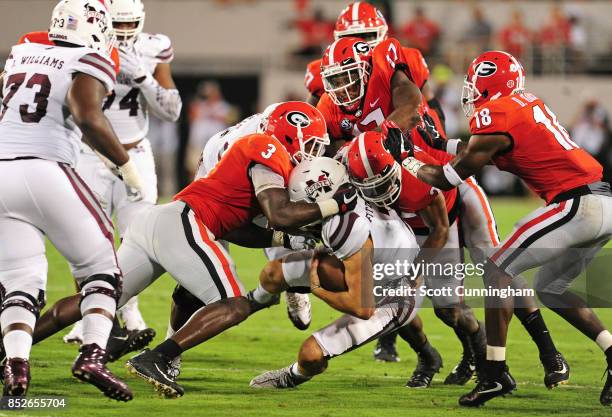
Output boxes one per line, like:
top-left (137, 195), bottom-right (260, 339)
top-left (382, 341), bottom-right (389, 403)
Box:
top-left (354, 42), bottom-right (370, 55)
top-left (286, 111), bottom-right (311, 128)
top-left (474, 61), bottom-right (497, 77)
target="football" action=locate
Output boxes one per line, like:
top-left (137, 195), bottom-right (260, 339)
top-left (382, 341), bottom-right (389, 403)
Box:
top-left (316, 253), bottom-right (348, 292)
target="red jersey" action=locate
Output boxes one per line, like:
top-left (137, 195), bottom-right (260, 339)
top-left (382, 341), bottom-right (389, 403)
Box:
top-left (18, 31), bottom-right (120, 74)
top-left (175, 133), bottom-right (293, 238)
top-left (396, 148), bottom-right (458, 231)
top-left (304, 58), bottom-right (324, 99)
top-left (470, 93), bottom-right (602, 204)
top-left (317, 39), bottom-right (430, 140)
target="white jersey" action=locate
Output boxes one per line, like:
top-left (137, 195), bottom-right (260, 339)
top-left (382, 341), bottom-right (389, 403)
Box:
top-left (197, 112), bottom-right (264, 178)
top-left (322, 198), bottom-right (418, 267)
top-left (0, 43), bottom-right (115, 165)
top-left (104, 33), bottom-right (174, 143)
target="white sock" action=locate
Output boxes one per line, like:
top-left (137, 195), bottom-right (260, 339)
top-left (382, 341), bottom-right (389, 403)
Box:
top-left (1, 304), bottom-right (36, 359)
top-left (486, 345), bottom-right (506, 361)
top-left (290, 362), bottom-right (311, 379)
top-left (80, 280), bottom-right (116, 347)
top-left (252, 285), bottom-right (275, 304)
top-left (596, 330), bottom-right (612, 352)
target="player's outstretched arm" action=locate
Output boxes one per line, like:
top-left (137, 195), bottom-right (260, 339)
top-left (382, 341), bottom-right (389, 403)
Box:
top-left (310, 238), bottom-right (375, 320)
top-left (386, 71), bottom-right (422, 132)
top-left (403, 134), bottom-right (511, 191)
top-left (415, 193), bottom-right (450, 261)
top-left (67, 74), bottom-right (130, 166)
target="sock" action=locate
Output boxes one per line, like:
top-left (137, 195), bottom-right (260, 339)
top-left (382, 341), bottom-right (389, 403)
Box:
top-left (80, 280), bottom-right (116, 347)
top-left (605, 347), bottom-right (612, 367)
top-left (485, 359), bottom-right (507, 378)
top-left (154, 338), bottom-right (183, 359)
top-left (379, 331), bottom-right (398, 346)
top-left (596, 330), bottom-right (612, 353)
top-left (290, 362), bottom-right (311, 380)
top-left (520, 310), bottom-right (557, 356)
top-left (409, 337), bottom-right (432, 355)
top-left (166, 322), bottom-right (176, 339)
top-left (1, 304), bottom-right (37, 359)
top-left (454, 326), bottom-right (473, 356)
top-left (252, 285), bottom-right (275, 304)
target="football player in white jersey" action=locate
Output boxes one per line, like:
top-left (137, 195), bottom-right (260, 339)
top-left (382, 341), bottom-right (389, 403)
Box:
top-left (250, 157), bottom-right (424, 388)
top-left (0, 0), bottom-right (142, 400)
top-left (64, 0), bottom-right (182, 345)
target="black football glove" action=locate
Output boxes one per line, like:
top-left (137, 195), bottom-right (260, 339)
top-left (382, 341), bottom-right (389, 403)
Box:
top-left (419, 113), bottom-right (446, 150)
top-left (382, 120), bottom-right (414, 163)
top-left (331, 183), bottom-right (358, 214)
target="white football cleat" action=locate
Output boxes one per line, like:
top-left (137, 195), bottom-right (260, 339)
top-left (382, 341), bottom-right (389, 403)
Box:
top-left (285, 292), bottom-right (311, 330)
top-left (250, 365), bottom-right (310, 389)
top-left (63, 320), bottom-right (83, 345)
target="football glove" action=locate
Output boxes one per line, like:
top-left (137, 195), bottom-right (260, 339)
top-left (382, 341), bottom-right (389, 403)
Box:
top-left (118, 47), bottom-right (148, 84)
top-left (331, 183), bottom-right (358, 214)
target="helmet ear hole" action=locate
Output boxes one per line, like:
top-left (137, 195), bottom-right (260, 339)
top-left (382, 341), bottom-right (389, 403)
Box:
top-left (284, 135), bottom-right (293, 145)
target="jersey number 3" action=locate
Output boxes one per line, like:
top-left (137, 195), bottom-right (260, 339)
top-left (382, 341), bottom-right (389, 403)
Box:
top-left (261, 143), bottom-right (276, 159)
top-left (0, 72), bottom-right (51, 123)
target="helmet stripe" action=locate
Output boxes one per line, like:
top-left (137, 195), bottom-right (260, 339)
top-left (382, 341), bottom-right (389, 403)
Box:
top-left (352, 2), bottom-right (360, 21)
top-left (357, 133), bottom-right (374, 177)
top-left (328, 40), bottom-right (338, 65)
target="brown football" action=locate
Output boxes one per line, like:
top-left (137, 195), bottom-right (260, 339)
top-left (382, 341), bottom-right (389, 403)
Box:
top-left (316, 254), bottom-right (348, 292)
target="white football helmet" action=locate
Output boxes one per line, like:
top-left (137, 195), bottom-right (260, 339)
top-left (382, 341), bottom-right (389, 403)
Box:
top-left (48, 0), bottom-right (115, 55)
top-left (289, 157), bottom-right (349, 203)
top-left (110, 0), bottom-right (145, 45)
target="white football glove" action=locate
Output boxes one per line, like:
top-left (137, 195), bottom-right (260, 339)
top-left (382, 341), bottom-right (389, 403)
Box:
top-left (118, 47), bottom-right (148, 83)
top-left (283, 233), bottom-right (319, 251)
top-left (118, 159), bottom-right (146, 202)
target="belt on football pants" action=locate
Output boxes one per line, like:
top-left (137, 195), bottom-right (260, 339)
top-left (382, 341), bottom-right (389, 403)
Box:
top-left (549, 181), bottom-right (612, 204)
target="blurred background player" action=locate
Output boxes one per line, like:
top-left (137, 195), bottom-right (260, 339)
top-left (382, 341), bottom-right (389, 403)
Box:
top-left (0, 0), bottom-right (143, 400)
top-left (64, 0), bottom-right (182, 346)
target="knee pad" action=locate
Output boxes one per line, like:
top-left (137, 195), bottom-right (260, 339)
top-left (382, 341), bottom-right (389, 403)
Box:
top-left (172, 285), bottom-right (206, 311)
top-left (1, 290), bottom-right (46, 319)
top-left (79, 274), bottom-right (122, 306)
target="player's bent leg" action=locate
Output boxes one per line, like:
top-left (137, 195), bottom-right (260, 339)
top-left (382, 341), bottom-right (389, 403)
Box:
top-left (399, 317), bottom-right (443, 388)
top-left (247, 260), bottom-right (284, 313)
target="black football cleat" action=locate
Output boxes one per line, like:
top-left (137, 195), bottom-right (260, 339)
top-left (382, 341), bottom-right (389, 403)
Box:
top-left (126, 349), bottom-right (185, 398)
top-left (601, 365), bottom-right (612, 406)
top-left (106, 326), bottom-right (157, 362)
top-left (459, 368), bottom-right (516, 407)
top-left (444, 353), bottom-right (476, 385)
top-left (72, 343), bottom-right (133, 402)
top-left (541, 351), bottom-right (569, 389)
top-left (246, 290), bottom-right (280, 315)
top-left (406, 346), bottom-right (443, 388)
top-left (3, 358), bottom-right (30, 396)
top-left (373, 333), bottom-right (400, 363)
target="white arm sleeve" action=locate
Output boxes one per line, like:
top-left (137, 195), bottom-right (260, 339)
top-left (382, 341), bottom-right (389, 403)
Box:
top-left (137, 73), bottom-right (182, 122)
top-left (250, 163), bottom-right (285, 195)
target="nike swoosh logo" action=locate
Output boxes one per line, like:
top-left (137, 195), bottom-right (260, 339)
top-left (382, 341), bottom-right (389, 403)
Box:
top-left (370, 98), bottom-right (380, 108)
top-left (554, 363), bottom-right (567, 374)
top-left (113, 335), bottom-right (129, 341)
top-left (479, 382), bottom-right (503, 394)
top-left (343, 193), bottom-right (357, 204)
top-left (154, 363), bottom-right (174, 383)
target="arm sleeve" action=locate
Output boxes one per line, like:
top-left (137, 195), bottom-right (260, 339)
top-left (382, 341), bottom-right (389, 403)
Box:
top-left (250, 163), bottom-right (286, 195)
top-left (70, 51), bottom-right (116, 93)
top-left (322, 212), bottom-right (369, 260)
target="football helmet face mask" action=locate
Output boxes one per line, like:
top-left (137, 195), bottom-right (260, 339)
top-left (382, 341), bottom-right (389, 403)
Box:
top-left (321, 38), bottom-right (372, 111)
top-left (334, 2), bottom-right (388, 48)
top-left (462, 50), bottom-right (526, 117)
top-left (49, 0), bottom-right (116, 55)
top-left (258, 102), bottom-right (330, 165)
top-left (347, 131), bottom-right (401, 208)
top-left (289, 157), bottom-right (349, 203)
top-left (110, 0), bottom-right (145, 46)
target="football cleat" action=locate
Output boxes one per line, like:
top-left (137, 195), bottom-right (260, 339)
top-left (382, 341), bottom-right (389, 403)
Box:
top-left (444, 353), bottom-right (476, 385)
top-left (541, 351), bottom-right (570, 389)
top-left (285, 292), bottom-right (311, 330)
top-left (126, 349), bottom-right (185, 398)
top-left (167, 355), bottom-right (182, 381)
top-left (601, 365), bottom-right (612, 406)
top-left (246, 290), bottom-right (280, 314)
top-left (72, 344), bottom-right (133, 402)
top-left (373, 333), bottom-right (400, 363)
top-left (106, 326), bottom-right (157, 362)
top-left (3, 358), bottom-right (30, 397)
top-left (63, 321), bottom-right (84, 345)
top-left (249, 365), bottom-right (310, 389)
top-left (459, 367), bottom-right (516, 407)
top-left (406, 346), bottom-right (443, 388)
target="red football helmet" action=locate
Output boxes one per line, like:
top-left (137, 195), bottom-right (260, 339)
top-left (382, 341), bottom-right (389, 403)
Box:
top-left (321, 37), bottom-right (372, 111)
top-left (462, 50), bottom-right (526, 117)
top-left (346, 131), bottom-right (401, 207)
top-left (334, 2), bottom-right (388, 47)
top-left (259, 101), bottom-right (330, 165)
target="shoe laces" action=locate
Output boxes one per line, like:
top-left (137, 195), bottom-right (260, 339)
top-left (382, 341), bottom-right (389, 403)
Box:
top-left (286, 293), bottom-right (308, 310)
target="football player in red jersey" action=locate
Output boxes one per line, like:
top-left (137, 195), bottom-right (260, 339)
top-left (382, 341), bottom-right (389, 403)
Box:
top-left (387, 51), bottom-right (612, 407)
top-left (16, 102), bottom-right (358, 398)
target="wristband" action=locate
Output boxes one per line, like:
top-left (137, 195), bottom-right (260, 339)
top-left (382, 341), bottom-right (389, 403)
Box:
top-left (317, 199), bottom-right (339, 218)
top-left (118, 158), bottom-right (144, 190)
top-left (271, 230), bottom-right (284, 247)
top-left (442, 162), bottom-right (464, 186)
top-left (401, 157), bottom-right (425, 178)
top-left (445, 139), bottom-right (462, 155)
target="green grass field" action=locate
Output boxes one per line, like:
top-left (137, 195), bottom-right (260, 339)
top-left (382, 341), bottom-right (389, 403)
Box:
top-left (12, 198), bottom-right (612, 417)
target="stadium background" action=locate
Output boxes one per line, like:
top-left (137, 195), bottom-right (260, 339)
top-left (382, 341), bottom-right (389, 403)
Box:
top-left (1, 1), bottom-right (612, 416)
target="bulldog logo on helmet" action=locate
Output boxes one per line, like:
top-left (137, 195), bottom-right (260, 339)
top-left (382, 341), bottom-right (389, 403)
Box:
top-left (305, 171), bottom-right (333, 200)
top-left (474, 61), bottom-right (497, 77)
top-left (286, 111), bottom-right (311, 128)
